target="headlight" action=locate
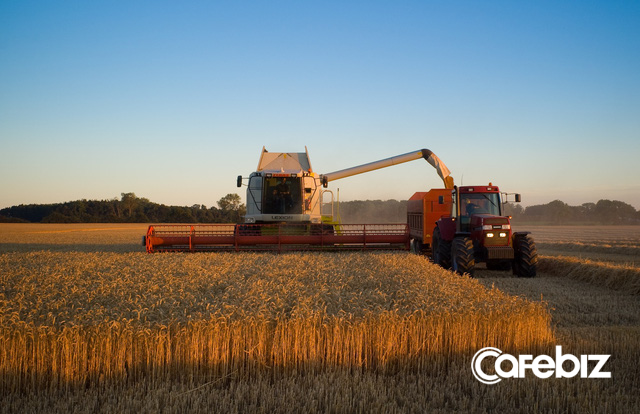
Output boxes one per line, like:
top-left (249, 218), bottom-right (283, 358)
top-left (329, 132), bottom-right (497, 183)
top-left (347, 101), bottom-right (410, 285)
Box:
top-left (502, 224), bottom-right (511, 229)
top-left (486, 233), bottom-right (494, 238)
top-left (482, 225), bottom-right (492, 230)
top-left (499, 232), bottom-right (507, 238)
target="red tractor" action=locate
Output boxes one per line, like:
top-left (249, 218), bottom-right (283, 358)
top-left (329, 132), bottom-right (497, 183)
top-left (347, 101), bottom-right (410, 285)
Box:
top-left (407, 184), bottom-right (537, 277)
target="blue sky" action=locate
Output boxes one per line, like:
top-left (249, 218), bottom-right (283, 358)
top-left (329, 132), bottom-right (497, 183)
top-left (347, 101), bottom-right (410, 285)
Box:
top-left (1, 1), bottom-right (639, 210)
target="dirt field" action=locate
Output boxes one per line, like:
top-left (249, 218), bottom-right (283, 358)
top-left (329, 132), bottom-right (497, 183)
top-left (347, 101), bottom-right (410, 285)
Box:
top-left (1, 223), bottom-right (639, 413)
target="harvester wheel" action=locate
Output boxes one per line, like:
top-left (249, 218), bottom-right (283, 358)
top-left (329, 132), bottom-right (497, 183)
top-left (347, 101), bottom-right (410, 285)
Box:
top-left (513, 234), bottom-right (537, 278)
top-left (432, 228), bottom-right (451, 269)
top-left (451, 237), bottom-right (475, 276)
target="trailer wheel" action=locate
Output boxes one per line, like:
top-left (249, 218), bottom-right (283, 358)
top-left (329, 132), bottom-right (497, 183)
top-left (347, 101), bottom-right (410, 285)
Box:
top-left (513, 234), bottom-right (537, 278)
top-left (410, 239), bottom-right (423, 254)
top-left (451, 237), bottom-right (475, 276)
top-left (432, 228), bottom-right (451, 269)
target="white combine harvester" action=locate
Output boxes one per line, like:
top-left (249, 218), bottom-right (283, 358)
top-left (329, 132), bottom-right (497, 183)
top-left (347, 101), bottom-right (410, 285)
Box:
top-left (144, 147), bottom-right (452, 252)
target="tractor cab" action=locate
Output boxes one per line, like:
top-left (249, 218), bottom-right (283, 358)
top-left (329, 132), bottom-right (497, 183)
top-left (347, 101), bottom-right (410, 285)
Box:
top-left (453, 186), bottom-right (502, 232)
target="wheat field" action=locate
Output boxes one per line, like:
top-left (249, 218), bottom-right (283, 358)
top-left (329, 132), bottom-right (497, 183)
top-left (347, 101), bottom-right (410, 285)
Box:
top-left (1, 224), bottom-right (639, 413)
top-left (0, 250), bottom-right (553, 389)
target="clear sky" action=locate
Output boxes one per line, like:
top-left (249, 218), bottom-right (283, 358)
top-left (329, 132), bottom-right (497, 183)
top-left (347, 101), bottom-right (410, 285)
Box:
top-left (1, 1), bottom-right (639, 210)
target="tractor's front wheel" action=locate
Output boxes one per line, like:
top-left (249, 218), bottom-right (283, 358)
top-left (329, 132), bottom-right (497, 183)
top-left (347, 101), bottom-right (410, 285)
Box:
top-left (513, 234), bottom-right (538, 278)
top-left (451, 237), bottom-right (475, 276)
top-left (432, 228), bottom-right (451, 269)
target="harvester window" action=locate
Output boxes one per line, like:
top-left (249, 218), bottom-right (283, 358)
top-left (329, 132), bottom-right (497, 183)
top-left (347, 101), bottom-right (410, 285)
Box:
top-left (247, 176), bottom-right (263, 213)
top-left (263, 177), bottom-right (303, 214)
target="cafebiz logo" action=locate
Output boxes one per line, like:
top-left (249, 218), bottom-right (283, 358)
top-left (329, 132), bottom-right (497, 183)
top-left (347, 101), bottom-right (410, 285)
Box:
top-left (471, 346), bottom-right (611, 384)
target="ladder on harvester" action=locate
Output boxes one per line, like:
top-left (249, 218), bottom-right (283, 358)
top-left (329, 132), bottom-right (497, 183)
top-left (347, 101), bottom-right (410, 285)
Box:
top-left (321, 189), bottom-right (343, 234)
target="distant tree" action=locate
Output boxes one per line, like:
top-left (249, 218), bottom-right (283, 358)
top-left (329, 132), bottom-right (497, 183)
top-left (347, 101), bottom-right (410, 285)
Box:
top-left (42, 211), bottom-right (78, 223)
top-left (167, 207), bottom-right (195, 223)
top-left (581, 202), bottom-right (596, 213)
top-left (111, 198), bottom-right (122, 219)
top-left (524, 200), bottom-right (572, 224)
top-left (217, 193), bottom-right (245, 223)
top-left (217, 194), bottom-right (241, 211)
top-left (594, 199), bottom-right (637, 224)
top-left (121, 193), bottom-right (138, 218)
top-left (503, 203), bottom-right (524, 219)
top-left (0, 215), bottom-right (29, 223)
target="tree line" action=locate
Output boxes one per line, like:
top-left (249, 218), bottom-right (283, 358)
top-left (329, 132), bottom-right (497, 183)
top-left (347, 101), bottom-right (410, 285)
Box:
top-left (337, 199), bottom-right (640, 225)
top-left (0, 193), bottom-right (246, 224)
top-left (1, 194), bottom-right (638, 225)
top-left (504, 199), bottom-right (640, 225)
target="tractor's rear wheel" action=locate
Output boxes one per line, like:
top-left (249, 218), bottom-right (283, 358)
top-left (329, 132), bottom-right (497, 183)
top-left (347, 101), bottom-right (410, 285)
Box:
top-left (513, 234), bottom-right (537, 278)
top-left (451, 237), bottom-right (475, 276)
top-left (432, 228), bottom-right (451, 269)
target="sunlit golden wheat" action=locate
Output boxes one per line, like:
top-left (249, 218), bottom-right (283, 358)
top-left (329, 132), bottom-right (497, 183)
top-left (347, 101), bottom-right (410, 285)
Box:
top-left (0, 250), bottom-right (553, 392)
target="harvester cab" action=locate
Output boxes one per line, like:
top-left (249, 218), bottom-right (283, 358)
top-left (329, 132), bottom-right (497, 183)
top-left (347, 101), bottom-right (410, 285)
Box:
top-left (238, 147), bottom-right (325, 225)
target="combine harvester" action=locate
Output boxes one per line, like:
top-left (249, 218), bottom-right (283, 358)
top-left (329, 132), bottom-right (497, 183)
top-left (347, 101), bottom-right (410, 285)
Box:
top-left (144, 148), bottom-right (452, 253)
top-left (144, 146), bottom-right (537, 277)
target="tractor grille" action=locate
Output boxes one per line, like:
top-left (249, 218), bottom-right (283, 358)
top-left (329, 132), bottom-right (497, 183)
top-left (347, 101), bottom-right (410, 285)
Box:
top-left (486, 246), bottom-right (514, 260)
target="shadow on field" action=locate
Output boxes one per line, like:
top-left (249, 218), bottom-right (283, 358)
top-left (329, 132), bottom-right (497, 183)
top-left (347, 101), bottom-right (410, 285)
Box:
top-left (3, 336), bottom-right (639, 414)
top-left (0, 243), bottom-right (145, 253)
top-left (0, 349), bottom-right (528, 396)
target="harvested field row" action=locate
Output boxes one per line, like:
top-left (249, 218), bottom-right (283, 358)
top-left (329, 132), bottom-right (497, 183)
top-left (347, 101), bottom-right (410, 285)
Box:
top-left (537, 241), bottom-right (640, 257)
top-left (517, 225), bottom-right (640, 244)
top-left (0, 223), bottom-right (145, 253)
top-left (538, 255), bottom-right (640, 295)
top-left (0, 251), bottom-right (554, 392)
